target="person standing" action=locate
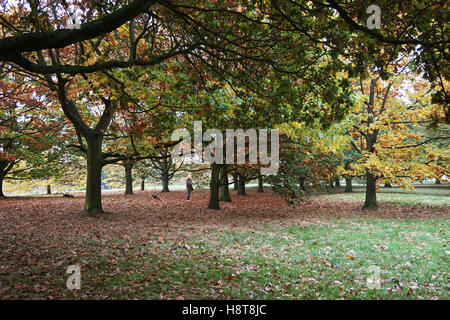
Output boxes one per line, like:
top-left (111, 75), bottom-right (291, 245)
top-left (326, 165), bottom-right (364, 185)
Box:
top-left (186, 176), bottom-right (194, 201)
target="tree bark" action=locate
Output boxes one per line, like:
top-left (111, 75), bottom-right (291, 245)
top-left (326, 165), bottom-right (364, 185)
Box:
top-left (232, 173), bottom-right (238, 190)
top-left (84, 135), bottom-right (104, 214)
top-left (435, 179), bottom-right (441, 184)
top-left (329, 181), bottom-right (334, 189)
top-left (219, 166), bottom-right (232, 202)
top-left (258, 175), bottom-right (264, 192)
top-left (162, 173), bottom-right (170, 192)
top-left (237, 175), bottom-right (246, 195)
top-left (363, 172), bottom-right (377, 209)
top-left (161, 156), bottom-right (170, 192)
top-left (335, 178), bottom-right (340, 187)
top-left (124, 161), bottom-right (134, 195)
top-left (208, 164), bottom-right (221, 209)
top-left (47, 185), bottom-right (51, 194)
top-left (141, 177), bottom-right (145, 191)
top-left (0, 174), bottom-right (5, 197)
top-left (0, 160), bottom-right (18, 198)
top-left (344, 177), bottom-right (353, 193)
top-left (299, 177), bottom-right (305, 191)
top-left (362, 79), bottom-right (380, 210)
top-left (0, 0), bottom-right (156, 58)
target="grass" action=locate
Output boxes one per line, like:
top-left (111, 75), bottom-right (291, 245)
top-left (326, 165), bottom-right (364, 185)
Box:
top-left (73, 218), bottom-right (448, 300)
top-left (0, 186), bottom-right (448, 300)
top-left (317, 185), bottom-right (449, 207)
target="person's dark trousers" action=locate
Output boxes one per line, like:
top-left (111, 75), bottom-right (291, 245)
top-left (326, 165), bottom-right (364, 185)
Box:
top-left (187, 191), bottom-right (191, 200)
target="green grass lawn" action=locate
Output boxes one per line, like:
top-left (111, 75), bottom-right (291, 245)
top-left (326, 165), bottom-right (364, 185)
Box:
top-left (317, 185), bottom-right (449, 207)
top-left (75, 217), bottom-right (448, 300)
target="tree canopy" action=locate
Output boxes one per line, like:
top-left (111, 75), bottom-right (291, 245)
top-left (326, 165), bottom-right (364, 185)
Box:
top-left (0, 0), bottom-right (448, 212)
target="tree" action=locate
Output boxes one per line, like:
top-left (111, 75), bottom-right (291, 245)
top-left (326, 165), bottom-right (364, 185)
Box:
top-left (0, 72), bottom-right (68, 196)
top-left (264, 122), bottom-right (347, 204)
top-left (341, 66), bottom-right (449, 209)
top-left (236, 169), bottom-right (248, 196)
top-left (219, 165), bottom-right (232, 202)
top-left (123, 159), bottom-right (135, 195)
top-left (2, 1), bottom-right (446, 98)
top-left (0, 1), bottom-right (153, 58)
top-left (257, 175), bottom-right (264, 193)
top-left (2, 1), bottom-right (296, 213)
top-left (261, 1), bottom-right (449, 122)
top-left (147, 146), bottom-right (183, 192)
top-left (2, 0), bottom-right (447, 213)
top-left (340, 149), bottom-right (360, 193)
top-left (232, 173), bottom-right (238, 191)
top-left (133, 159), bottom-right (154, 191)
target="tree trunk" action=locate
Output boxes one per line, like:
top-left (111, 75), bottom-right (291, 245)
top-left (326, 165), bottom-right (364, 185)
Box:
top-left (219, 166), bottom-right (232, 202)
top-left (47, 185), bottom-right (51, 194)
top-left (84, 135), bottom-right (104, 214)
top-left (435, 179), bottom-right (441, 185)
top-left (161, 157), bottom-right (170, 192)
top-left (237, 175), bottom-right (246, 195)
top-left (384, 183), bottom-right (392, 188)
top-left (299, 177), bottom-right (305, 191)
top-left (344, 177), bottom-right (353, 193)
top-left (257, 175), bottom-right (264, 192)
top-left (233, 173), bottom-right (238, 190)
top-left (0, 161), bottom-right (14, 198)
top-left (124, 161), bottom-right (134, 195)
top-left (141, 177), bottom-right (145, 191)
top-left (335, 178), bottom-right (340, 187)
top-left (208, 164), bottom-right (220, 210)
top-left (162, 173), bottom-right (170, 192)
top-left (363, 172), bottom-right (377, 209)
top-left (0, 174), bottom-right (5, 197)
top-left (329, 181), bottom-right (334, 189)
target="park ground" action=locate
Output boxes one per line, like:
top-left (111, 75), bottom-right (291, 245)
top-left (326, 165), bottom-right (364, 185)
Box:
top-left (0, 185), bottom-right (448, 299)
